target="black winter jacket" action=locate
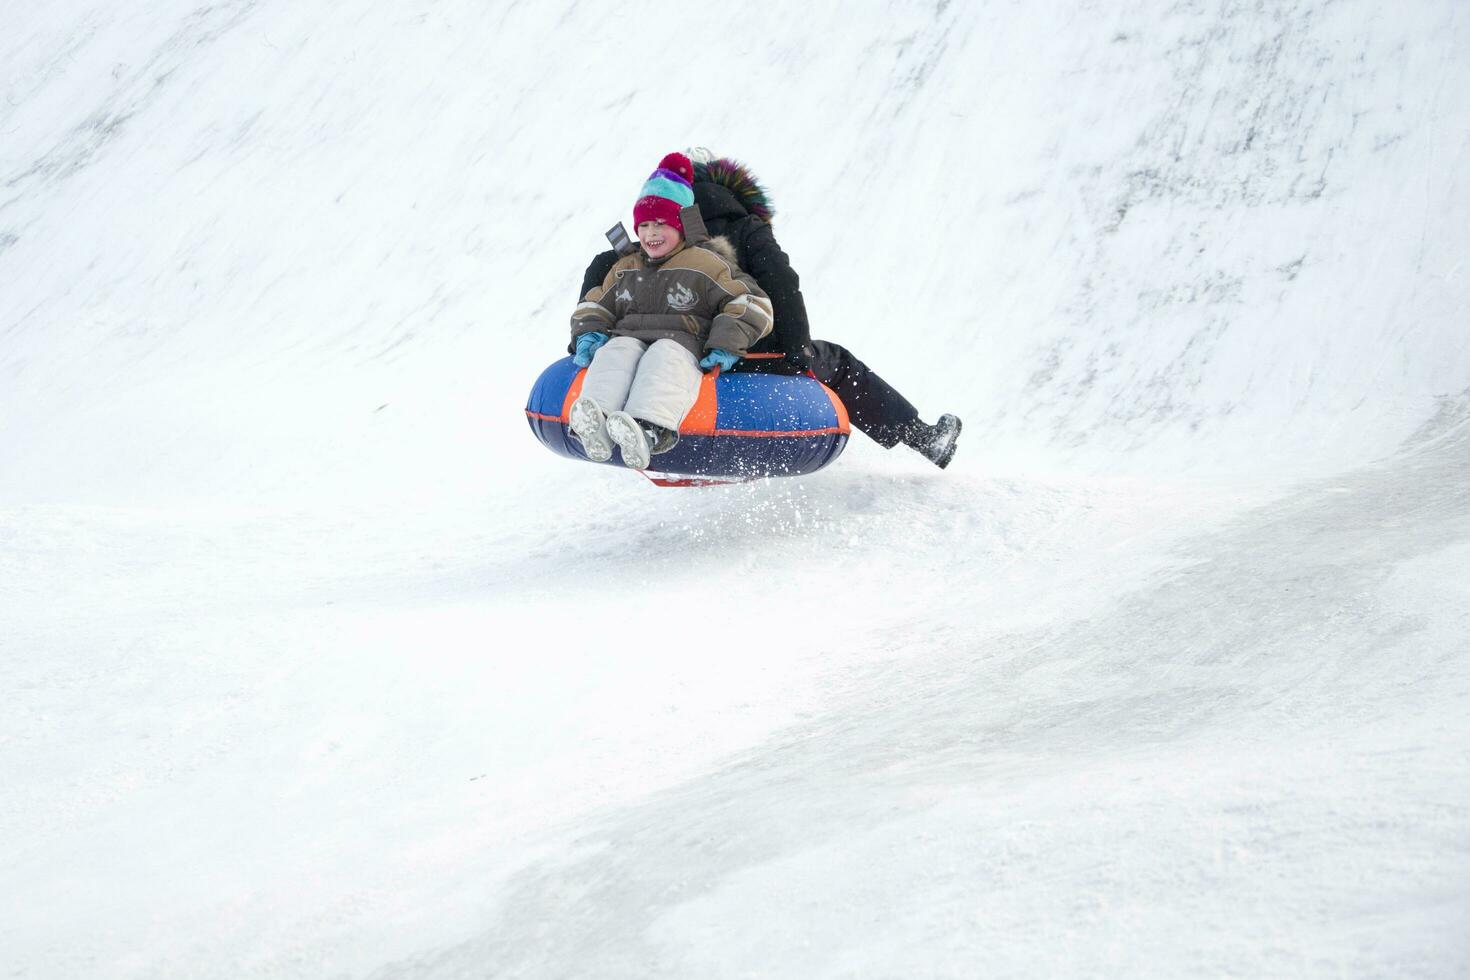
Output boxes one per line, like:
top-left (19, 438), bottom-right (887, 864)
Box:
top-left (578, 168), bottom-right (812, 358)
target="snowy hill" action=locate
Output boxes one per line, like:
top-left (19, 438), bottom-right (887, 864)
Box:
top-left (3, 2), bottom-right (1468, 977)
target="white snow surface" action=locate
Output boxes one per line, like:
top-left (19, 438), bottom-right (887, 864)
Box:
top-left (2, 2), bottom-right (1468, 977)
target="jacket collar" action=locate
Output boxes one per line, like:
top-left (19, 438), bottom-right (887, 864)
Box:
top-left (678, 203), bottom-right (712, 245)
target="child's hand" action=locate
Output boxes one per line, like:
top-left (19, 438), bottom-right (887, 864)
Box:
top-left (573, 332), bottom-right (610, 367)
top-left (699, 349), bottom-right (740, 373)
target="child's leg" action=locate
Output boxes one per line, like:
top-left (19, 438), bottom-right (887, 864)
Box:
top-left (581, 336), bottom-right (647, 412)
top-left (623, 339), bottom-right (702, 431)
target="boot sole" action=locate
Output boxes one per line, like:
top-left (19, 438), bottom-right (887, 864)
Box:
top-left (605, 411), bottom-right (651, 470)
top-left (569, 397), bottom-right (613, 462)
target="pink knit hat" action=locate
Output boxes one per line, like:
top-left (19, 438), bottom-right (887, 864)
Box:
top-left (633, 152), bottom-right (695, 232)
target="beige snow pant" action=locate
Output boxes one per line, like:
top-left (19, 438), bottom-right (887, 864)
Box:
top-left (581, 337), bottom-right (702, 432)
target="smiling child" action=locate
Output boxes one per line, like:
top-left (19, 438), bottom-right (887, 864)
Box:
top-left (567, 152), bottom-right (773, 469)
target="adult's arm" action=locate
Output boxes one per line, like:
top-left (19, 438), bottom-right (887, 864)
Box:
top-left (581, 250), bottom-right (620, 299)
top-left (739, 222), bottom-right (813, 355)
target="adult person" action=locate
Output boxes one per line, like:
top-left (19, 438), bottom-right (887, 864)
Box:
top-left (578, 153), bottom-right (962, 469)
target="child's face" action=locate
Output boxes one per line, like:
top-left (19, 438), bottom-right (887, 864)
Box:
top-left (637, 220), bottom-right (681, 259)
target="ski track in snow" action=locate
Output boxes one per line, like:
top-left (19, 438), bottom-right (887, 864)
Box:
top-left (2, 1), bottom-right (1469, 977)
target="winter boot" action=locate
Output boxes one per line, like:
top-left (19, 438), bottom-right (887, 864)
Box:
top-left (903, 413), bottom-right (963, 469)
top-left (647, 423), bottom-right (679, 456)
top-left (569, 396), bottom-right (613, 462)
top-left (605, 411), bottom-right (652, 470)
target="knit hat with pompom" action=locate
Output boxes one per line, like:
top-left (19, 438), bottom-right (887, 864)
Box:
top-left (633, 152), bottom-right (695, 233)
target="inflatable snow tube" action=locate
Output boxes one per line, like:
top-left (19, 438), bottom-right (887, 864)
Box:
top-left (525, 357), bottom-right (849, 480)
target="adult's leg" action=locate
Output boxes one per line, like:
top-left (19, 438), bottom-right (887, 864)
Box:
top-left (807, 340), bottom-right (921, 448)
top-left (581, 336), bottom-right (647, 412)
top-left (623, 339), bottom-right (702, 432)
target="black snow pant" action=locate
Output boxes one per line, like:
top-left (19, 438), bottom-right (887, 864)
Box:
top-left (735, 340), bottom-right (922, 448)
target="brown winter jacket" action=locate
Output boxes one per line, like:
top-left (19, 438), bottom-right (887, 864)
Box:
top-left (570, 206), bottom-right (774, 358)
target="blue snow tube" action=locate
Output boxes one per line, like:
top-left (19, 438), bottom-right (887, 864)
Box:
top-left (525, 356), bottom-right (850, 481)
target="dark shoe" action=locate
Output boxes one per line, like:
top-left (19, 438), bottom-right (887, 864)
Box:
top-left (904, 414), bottom-right (962, 469)
top-left (646, 423), bottom-right (680, 455)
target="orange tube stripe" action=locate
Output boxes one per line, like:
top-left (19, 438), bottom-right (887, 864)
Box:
top-left (527, 407), bottom-right (843, 440)
top-left (526, 408), bottom-right (844, 439)
top-left (559, 368), bottom-right (587, 421)
top-left (818, 381), bottom-right (851, 434)
top-left (710, 427), bottom-right (847, 438)
top-left (679, 371), bottom-right (721, 435)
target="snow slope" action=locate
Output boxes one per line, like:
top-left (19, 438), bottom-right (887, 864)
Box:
top-left (2, 1), bottom-right (1468, 977)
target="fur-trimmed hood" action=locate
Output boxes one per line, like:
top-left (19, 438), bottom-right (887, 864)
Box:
top-left (703, 234), bottom-right (740, 267)
top-left (692, 156), bottom-right (775, 224)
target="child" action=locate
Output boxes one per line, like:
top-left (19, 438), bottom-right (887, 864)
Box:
top-left (568, 152), bottom-right (773, 470)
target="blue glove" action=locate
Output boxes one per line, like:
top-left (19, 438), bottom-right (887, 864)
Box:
top-left (699, 348), bottom-right (740, 373)
top-left (572, 331), bottom-right (609, 367)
